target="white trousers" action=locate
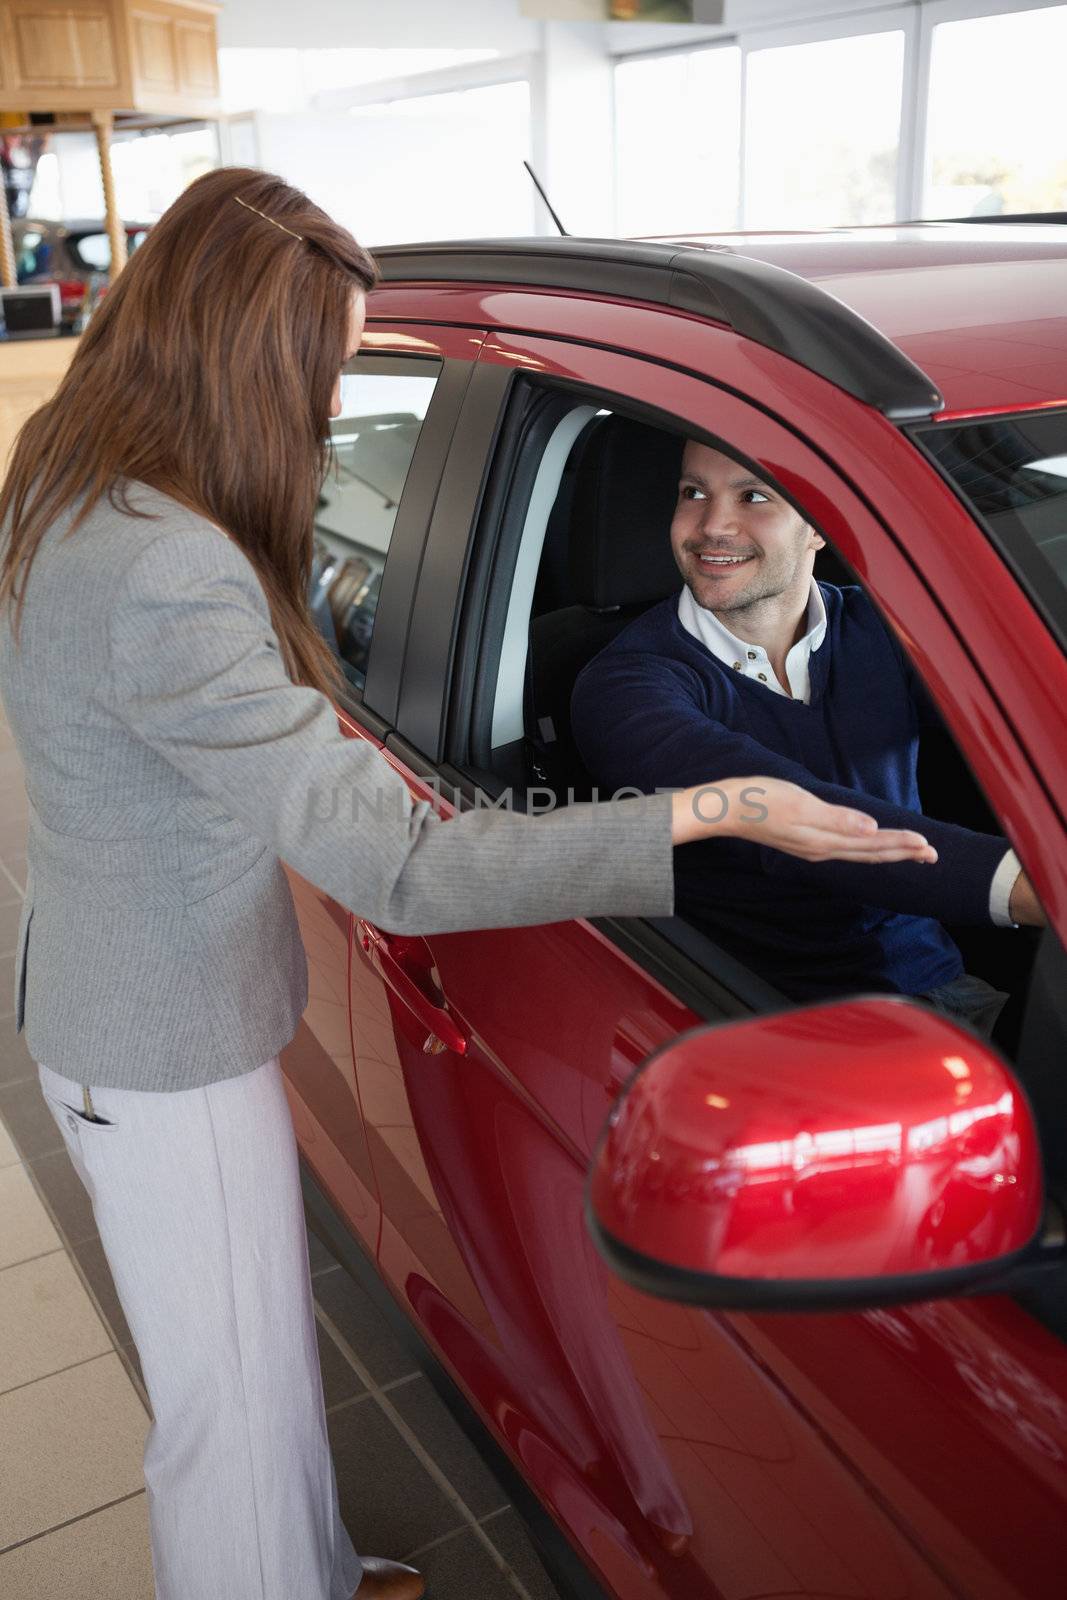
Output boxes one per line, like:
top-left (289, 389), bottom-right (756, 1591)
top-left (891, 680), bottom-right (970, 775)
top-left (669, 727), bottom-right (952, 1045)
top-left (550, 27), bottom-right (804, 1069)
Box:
top-left (37, 1056), bottom-right (365, 1600)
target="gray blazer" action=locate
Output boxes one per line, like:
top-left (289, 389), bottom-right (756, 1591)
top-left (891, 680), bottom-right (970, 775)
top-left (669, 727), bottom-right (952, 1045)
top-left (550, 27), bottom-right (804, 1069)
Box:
top-left (0, 484), bottom-right (674, 1091)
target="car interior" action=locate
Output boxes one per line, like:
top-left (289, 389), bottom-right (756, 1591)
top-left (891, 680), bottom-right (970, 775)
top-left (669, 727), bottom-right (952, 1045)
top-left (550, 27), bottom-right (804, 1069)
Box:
top-left (309, 529), bottom-right (383, 693)
top-left (311, 410), bottom-right (429, 691)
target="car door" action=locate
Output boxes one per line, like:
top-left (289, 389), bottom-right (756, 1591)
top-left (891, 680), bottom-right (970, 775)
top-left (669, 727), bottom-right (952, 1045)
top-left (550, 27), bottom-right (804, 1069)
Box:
top-left (350, 322), bottom-right (1067, 1600)
top-left (280, 326), bottom-right (484, 1258)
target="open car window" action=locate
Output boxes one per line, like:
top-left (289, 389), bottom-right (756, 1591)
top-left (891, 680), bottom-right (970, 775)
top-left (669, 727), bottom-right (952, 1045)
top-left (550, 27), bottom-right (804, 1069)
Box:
top-left (462, 393), bottom-right (1043, 1066)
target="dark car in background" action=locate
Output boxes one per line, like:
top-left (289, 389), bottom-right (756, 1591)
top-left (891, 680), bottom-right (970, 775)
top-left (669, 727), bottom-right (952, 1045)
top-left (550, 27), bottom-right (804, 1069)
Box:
top-left (286, 222), bottom-right (1067, 1600)
top-left (13, 217), bottom-right (150, 327)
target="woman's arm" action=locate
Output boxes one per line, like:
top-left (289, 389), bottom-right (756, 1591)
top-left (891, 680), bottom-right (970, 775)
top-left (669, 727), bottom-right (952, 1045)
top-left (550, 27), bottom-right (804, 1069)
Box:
top-left (105, 521), bottom-right (932, 937)
top-left (671, 776), bottom-right (935, 863)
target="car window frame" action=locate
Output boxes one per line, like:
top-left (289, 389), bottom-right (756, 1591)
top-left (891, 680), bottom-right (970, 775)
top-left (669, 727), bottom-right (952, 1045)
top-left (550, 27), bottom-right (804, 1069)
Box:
top-left (325, 329), bottom-right (486, 732)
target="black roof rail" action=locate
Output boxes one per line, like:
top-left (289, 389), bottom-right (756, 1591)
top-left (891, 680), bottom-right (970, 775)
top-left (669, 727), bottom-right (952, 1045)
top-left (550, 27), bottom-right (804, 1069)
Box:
top-left (942, 211), bottom-right (1067, 225)
top-left (371, 236), bottom-right (944, 422)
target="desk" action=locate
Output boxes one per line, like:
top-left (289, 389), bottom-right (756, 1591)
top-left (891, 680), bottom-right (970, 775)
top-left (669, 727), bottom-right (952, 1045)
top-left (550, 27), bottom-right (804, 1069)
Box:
top-left (0, 335), bottom-right (80, 475)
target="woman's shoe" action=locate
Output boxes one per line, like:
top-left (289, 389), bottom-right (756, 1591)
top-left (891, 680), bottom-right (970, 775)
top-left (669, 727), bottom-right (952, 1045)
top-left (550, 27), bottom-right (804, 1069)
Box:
top-left (352, 1556), bottom-right (426, 1599)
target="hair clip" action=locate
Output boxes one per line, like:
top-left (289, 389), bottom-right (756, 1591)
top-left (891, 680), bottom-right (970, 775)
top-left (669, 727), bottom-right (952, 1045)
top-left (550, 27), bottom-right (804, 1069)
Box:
top-left (234, 194), bottom-right (305, 242)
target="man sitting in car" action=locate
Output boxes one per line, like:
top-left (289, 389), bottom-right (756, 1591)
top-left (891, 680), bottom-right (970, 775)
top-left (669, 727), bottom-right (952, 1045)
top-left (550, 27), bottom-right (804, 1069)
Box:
top-left (570, 437), bottom-right (1043, 1036)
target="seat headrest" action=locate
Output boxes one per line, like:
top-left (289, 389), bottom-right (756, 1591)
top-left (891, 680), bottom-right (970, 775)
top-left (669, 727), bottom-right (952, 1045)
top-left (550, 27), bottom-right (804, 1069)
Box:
top-left (568, 415), bottom-right (685, 610)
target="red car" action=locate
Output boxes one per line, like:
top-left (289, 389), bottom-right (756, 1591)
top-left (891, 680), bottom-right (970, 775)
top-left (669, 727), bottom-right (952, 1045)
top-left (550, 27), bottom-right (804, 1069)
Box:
top-left (288, 223), bottom-right (1067, 1600)
top-left (13, 216), bottom-right (151, 327)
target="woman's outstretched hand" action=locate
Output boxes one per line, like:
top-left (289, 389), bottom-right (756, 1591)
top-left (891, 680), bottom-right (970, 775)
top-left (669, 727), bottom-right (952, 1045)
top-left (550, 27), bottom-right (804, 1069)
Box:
top-left (670, 776), bottom-right (938, 864)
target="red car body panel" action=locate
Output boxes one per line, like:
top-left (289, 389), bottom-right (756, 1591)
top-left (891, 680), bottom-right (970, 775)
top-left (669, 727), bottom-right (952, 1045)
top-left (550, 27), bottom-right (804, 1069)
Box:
top-left (282, 712), bottom-right (382, 1259)
top-left (285, 238), bottom-right (1067, 1599)
top-left (352, 767), bottom-right (966, 1600)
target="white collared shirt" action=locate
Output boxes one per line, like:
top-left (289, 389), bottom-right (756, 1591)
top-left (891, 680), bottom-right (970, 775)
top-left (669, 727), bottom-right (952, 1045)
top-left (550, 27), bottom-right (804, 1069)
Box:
top-left (678, 579), bottom-right (827, 704)
top-left (676, 581), bottom-right (1019, 927)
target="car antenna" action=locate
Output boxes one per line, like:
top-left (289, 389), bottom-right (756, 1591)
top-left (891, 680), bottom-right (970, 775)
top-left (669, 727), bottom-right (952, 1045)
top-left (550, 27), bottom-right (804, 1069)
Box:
top-left (523, 160), bottom-right (569, 237)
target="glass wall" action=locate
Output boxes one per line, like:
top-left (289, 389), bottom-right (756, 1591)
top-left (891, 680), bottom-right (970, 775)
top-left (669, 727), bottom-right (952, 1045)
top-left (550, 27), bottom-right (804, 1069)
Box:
top-left (342, 80), bottom-right (534, 241)
top-left (614, 46), bottom-right (741, 236)
top-left (614, 24), bottom-right (906, 236)
top-left (924, 4), bottom-right (1067, 217)
top-left (27, 125), bottom-right (218, 225)
top-left (743, 30), bottom-right (905, 229)
top-left (613, 2), bottom-right (1067, 234)
top-left (111, 128), bottom-right (220, 222)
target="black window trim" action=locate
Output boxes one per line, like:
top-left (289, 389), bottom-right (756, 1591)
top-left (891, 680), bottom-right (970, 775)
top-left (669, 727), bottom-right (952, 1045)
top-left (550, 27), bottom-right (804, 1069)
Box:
top-left (392, 359), bottom-right (516, 757)
top-left (461, 383), bottom-right (586, 773)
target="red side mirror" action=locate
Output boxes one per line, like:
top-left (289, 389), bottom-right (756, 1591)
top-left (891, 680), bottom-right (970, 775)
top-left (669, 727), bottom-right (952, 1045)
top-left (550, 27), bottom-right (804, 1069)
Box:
top-left (587, 999), bottom-right (1044, 1310)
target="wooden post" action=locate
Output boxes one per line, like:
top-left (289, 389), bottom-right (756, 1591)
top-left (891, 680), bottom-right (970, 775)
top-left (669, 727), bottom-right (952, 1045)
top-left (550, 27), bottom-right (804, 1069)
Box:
top-left (0, 174), bottom-right (15, 291)
top-left (91, 109), bottom-right (126, 280)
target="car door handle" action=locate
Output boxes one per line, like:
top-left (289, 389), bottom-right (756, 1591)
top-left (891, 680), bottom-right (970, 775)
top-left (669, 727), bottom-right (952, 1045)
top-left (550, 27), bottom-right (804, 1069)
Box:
top-left (356, 920), bottom-right (468, 1056)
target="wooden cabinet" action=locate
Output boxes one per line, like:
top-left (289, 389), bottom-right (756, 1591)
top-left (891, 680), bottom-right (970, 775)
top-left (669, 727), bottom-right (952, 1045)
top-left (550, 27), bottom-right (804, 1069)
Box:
top-left (0, 0), bottom-right (220, 117)
top-left (175, 13), bottom-right (216, 96)
top-left (127, 1), bottom-right (218, 112)
top-left (129, 8), bottom-right (177, 93)
top-left (1, 3), bottom-right (124, 100)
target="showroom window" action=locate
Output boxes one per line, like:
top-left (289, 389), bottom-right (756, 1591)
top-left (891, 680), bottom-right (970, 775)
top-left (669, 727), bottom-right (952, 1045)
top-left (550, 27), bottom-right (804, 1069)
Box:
top-left (613, 22), bottom-right (906, 236)
top-left (313, 355), bottom-right (442, 693)
top-left (612, 5), bottom-right (1067, 232)
top-left (345, 79), bottom-right (534, 242)
top-left (614, 46), bottom-right (741, 236)
top-left (110, 127), bottom-right (220, 222)
top-left (742, 28), bottom-right (906, 229)
top-left (923, 3), bottom-right (1067, 218)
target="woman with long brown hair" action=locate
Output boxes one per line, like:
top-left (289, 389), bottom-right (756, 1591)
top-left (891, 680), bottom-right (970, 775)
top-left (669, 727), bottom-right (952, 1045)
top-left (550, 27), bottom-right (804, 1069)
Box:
top-left (0, 167), bottom-right (935, 1600)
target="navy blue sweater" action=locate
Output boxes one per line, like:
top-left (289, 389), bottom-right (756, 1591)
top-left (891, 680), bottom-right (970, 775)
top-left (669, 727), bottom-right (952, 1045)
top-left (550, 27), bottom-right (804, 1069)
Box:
top-left (571, 584), bottom-right (1009, 1002)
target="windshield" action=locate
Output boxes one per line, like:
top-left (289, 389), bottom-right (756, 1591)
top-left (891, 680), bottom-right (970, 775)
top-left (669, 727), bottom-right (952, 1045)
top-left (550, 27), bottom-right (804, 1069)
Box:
top-left (916, 409), bottom-right (1067, 643)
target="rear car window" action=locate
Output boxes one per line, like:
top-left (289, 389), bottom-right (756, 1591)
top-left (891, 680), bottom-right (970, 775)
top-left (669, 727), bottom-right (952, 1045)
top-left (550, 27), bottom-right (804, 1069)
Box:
top-left (68, 230), bottom-right (149, 272)
top-left (916, 409), bottom-right (1067, 650)
top-left (312, 354), bottom-right (442, 693)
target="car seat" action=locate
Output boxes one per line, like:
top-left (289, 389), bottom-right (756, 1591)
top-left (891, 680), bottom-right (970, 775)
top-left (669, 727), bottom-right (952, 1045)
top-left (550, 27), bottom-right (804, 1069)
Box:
top-left (525, 415), bottom-right (684, 798)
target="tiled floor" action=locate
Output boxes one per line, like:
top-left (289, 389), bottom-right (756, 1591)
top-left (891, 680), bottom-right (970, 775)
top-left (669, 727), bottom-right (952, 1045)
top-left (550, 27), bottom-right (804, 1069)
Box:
top-left (0, 712), bottom-right (561, 1600)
